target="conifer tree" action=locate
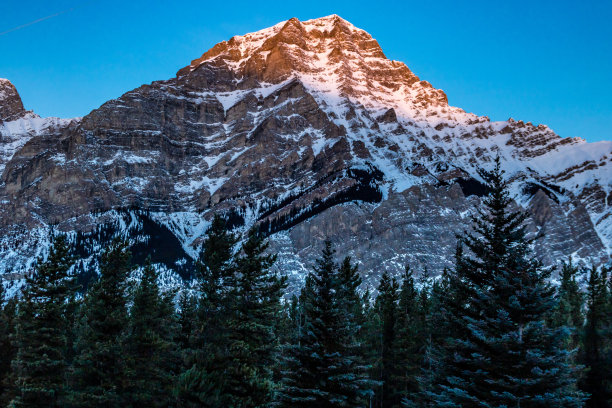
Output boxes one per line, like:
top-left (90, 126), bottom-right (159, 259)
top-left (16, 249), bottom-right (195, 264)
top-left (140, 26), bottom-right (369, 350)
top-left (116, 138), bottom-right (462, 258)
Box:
top-left (581, 265), bottom-right (612, 408)
top-left (0, 280), bottom-right (11, 399)
top-left (336, 256), bottom-right (370, 407)
top-left (177, 214), bottom-right (237, 407)
top-left (278, 240), bottom-right (370, 407)
top-left (0, 296), bottom-right (17, 405)
top-left (177, 290), bottom-right (197, 354)
top-left (10, 235), bottom-right (76, 407)
top-left (69, 239), bottom-right (131, 408)
top-left (124, 259), bottom-right (179, 407)
top-left (373, 270), bottom-right (400, 408)
top-left (395, 266), bottom-right (425, 406)
top-left (338, 256), bottom-right (365, 329)
top-left (405, 273), bottom-right (447, 408)
top-left (434, 157), bottom-right (586, 407)
top-left (223, 229), bottom-right (287, 407)
top-left (550, 259), bottom-right (584, 350)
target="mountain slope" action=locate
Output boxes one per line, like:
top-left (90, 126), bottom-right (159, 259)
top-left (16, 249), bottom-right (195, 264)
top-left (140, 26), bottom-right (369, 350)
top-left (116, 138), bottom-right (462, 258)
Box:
top-left (0, 15), bottom-right (610, 290)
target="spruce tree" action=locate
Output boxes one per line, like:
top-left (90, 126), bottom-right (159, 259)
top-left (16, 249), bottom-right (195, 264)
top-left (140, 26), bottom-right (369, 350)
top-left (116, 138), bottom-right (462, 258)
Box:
top-left (550, 259), bottom-right (584, 350)
top-left (581, 265), bottom-right (612, 408)
top-left (396, 266), bottom-right (425, 406)
top-left (336, 256), bottom-right (370, 407)
top-left (176, 214), bottom-right (237, 407)
top-left (10, 235), bottom-right (77, 407)
top-left (69, 239), bottom-right (131, 408)
top-left (1, 296), bottom-right (17, 405)
top-left (337, 256), bottom-right (365, 330)
top-left (405, 273), bottom-right (448, 408)
top-left (177, 290), bottom-right (197, 354)
top-left (434, 157), bottom-right (586, 407)
top-left (0, 280), bottom-right (10, 399)
top-left (278, 240), bottom-right (370, 407)
top-left (373, 270), bottom-right (400, 408)
top-left (224, 228), bottom-right (287, 407)
top-left (124, 258), bottom-right (179, 407)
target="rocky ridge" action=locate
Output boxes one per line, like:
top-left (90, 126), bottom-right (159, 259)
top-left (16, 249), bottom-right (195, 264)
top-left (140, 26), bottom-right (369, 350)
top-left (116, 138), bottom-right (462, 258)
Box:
top-left (0, 15), bottom-right (610, 292)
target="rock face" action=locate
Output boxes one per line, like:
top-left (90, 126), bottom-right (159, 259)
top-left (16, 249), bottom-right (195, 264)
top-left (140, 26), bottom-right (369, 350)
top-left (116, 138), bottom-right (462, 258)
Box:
top-left (0, 15), bottom-right (611, 289)
top-left (0, 79), bottom-right (26, 122)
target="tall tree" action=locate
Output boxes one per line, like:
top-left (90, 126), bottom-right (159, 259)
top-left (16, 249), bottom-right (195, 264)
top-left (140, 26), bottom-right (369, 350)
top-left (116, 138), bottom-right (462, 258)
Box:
top-left (176, 290), bottom-right (197, 355)
top-left (550, 259), bottom-right (584, 350)
top-left (434, 157), bottom-right (586, 407)
top-left (124, 259), bottom-right (179, 407)
top-left (581, 265), bottom-right (612, 408)
top-left (0, 277), bottom-right (13, 402)
top-left (10, 235), bottom-right (77, 407)
top-left (176, 214), bottom-right (237, 407)
top-left (0, 296), bottom-right (17, 405)
top-left (395, 266), bottom-right (426, 407)
top-left (373, 270), bottom-right (400, 408)
top-left (69, 239), bottom-right (131, 408)
top-left (278, 240), bottom-right (370, 407)
top-left (336, 256), bottom-right (370, 407)
top-left (223, 228), bottom-right (287, 407)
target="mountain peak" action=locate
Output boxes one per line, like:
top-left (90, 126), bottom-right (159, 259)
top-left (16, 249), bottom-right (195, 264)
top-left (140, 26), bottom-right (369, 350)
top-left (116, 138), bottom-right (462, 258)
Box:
top-left (178, 16), bottom-right (448, 112)
top-left (0, 78), bottom-right (26, 122)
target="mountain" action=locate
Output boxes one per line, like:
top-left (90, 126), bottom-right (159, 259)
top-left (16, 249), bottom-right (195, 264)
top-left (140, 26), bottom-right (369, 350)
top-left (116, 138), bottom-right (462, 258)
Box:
top-left (1, 15), bottom-right (610, 291)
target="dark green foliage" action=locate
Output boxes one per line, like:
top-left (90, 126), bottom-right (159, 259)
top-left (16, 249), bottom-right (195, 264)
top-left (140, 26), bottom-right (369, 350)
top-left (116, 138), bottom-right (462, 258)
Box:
top-left (372, 270), bottom-right (401, 407)
top-left (124, 258), bottom-right (179, 407)
top-left (177, 291), bottom-right (197, 354)
top-left (223, 228), bottom-right (287, 407)
top-left (368, 266), bottom-right (429, 408)
top-left (395, 266), bottom-right (427, 406)
top-left (10, 235), bottom-right (77, 407)
top-left (434, 157), bottom-right (586, 407)
top-left (4, 179), bottom-right (611, 407)
top-left (174, 365), bottom-right (223, 407)
top-left (278, 240), bottom-right (370, 407)
top-left (405, 273), bottom-right (448, 408)
top-left (176, 214), bottom-right (238, 407)
top-left (69, 239), bottom-right (131, 408)
top-left (581, 265), bottom-right (612, 408)
top-left (0, 294), bottom-right (17, 405)
top-left (550, 260), bottom-right (584, 350)
top-left (1, 296), bottom-right (18, 405)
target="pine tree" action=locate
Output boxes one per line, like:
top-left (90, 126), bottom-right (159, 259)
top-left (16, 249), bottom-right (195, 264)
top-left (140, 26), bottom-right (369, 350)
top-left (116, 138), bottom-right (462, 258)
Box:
top-left (0, 276), bottom-right (18, 405)
top-left (177, 290), bottom-right (197, 354)
top-left (0, 280), bottom-right (8, 392)
top-left (1, 296), bottom-right (18, 405)
top-left (434, 157), bottom-right (586, 407)
top-left (337, 256), bottom-right (365, 329)
top-left (223, 228), bottom-right (287, 407)
top-left (405, 273), bottom-right (448, 408)
top-left (395, 266), bottom-right (426, 406)
top-left (550, 259), bottom-right (584, 350)
top-left (336, 256), bottom-right (370, 407)
top-left (124, 258), bottom-right (179, 407)
top-left (581, 265), bottom-right (612, 408)
top-left (373, 270), bottom-right (400, 408)
top-left (69, 239), bottom-right (131, 408)
top-left (10, 235), bottom-right (77, 407)
top-left (278, 240), bottom-right (370, 407)
top-left (176, 214), bottom-right (237, 407)
top-left (361, 287), bottom-right (382, 407)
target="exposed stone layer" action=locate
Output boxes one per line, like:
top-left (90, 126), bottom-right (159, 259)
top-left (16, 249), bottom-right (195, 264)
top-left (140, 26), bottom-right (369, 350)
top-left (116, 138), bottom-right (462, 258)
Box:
top-left (0, 16), bottom-right (610, 286)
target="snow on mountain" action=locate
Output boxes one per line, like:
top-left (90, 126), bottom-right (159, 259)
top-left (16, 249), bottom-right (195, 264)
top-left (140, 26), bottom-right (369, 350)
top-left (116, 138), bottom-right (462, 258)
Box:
top-left (0, 16), bottom-right (610, 292)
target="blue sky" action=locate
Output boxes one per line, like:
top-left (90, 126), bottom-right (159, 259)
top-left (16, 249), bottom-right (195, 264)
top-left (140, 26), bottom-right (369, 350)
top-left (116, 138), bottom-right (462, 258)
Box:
top-left (1, 0), bottom-right (611, 142)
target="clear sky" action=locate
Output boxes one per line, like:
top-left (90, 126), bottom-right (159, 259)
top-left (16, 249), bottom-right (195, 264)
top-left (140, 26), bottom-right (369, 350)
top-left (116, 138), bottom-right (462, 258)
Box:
top-left (1, 0), bottom-right (611, 142)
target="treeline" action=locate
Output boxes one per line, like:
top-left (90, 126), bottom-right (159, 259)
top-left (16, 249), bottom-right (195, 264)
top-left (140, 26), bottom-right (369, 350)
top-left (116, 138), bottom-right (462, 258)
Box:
top-left (0, 159), bottom-right (610, 407)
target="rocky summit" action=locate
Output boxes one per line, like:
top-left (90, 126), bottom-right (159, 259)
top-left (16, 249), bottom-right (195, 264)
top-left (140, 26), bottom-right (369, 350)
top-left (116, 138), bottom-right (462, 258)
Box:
top-left (1, 15), bottom-right (611, 291)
